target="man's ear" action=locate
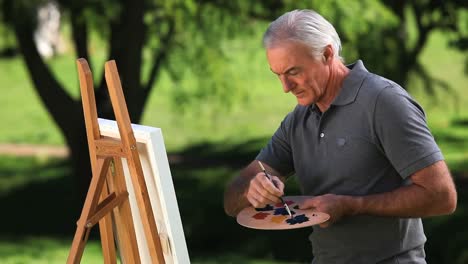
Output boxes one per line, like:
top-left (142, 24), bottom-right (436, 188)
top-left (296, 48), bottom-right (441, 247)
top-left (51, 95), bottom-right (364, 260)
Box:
top-left (322, 45), bottom-right (334, 63)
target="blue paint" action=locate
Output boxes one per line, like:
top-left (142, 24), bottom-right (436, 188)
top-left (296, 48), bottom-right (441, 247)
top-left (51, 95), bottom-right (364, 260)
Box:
top-left (286, 214), bottom-right (309, 225)
top-left (255, 204), bottom-right (274, 211)
top-left (273, 207), bottom-right (296, 216)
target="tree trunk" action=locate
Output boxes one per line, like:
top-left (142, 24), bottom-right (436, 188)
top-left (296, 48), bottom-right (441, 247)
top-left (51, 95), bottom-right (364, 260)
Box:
top-left (67, 122), bottom-right (93, 204)
top-left (105, 0), bottom-right (147, 122)
top-left (11, 4), bottom-right (95, 200)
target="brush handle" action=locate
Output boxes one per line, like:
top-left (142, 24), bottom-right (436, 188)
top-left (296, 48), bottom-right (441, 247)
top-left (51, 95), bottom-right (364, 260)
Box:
top-left (257, 161), bottom-right (292, 217)
top-left (262, 170), bottom-right (292, 214)
top-left (262, 170), bottom-right (275, 185)
top-left (262, 170), bottom-right (283, 196)
top-left (278, 196), bottom-right (286, 204)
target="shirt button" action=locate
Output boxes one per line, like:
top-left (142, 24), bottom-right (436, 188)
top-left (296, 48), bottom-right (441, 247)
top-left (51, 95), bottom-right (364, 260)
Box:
top-left (320, 132), bottom-right (325, 138)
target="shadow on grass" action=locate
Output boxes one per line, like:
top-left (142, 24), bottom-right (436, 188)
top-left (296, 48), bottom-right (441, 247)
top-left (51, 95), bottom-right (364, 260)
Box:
top-left (0, 138), bottom-right (311, 262)
top-left (0, 137), bottom-right (467, 263)
top-left (0, 158), bottom-right (80, 237)
top-left (451, 117), bottom-right (468, 127)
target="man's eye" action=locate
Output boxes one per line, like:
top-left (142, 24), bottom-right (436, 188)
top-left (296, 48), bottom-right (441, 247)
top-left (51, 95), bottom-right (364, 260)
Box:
top-left (287, 69), bottom-right (300, 76)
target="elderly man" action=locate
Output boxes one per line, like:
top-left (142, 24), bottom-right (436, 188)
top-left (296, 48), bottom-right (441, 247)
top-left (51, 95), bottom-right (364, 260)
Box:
top-left (224, 9), bottom-right (457, 264)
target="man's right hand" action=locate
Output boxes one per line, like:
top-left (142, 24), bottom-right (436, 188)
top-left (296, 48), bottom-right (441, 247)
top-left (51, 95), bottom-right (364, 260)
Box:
top-left (224, 160), bottom-right (286, 216)
top-left (245, 172), bottom-right (285, 208)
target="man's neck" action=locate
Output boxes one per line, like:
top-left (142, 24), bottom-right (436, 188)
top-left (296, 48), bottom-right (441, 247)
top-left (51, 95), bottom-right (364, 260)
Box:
top-left (316, 60), bottom-right (350, 112)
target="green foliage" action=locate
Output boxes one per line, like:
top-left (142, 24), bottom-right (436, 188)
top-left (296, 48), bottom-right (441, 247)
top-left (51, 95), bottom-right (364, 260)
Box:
top-left (54, 0), bottom-right (262, 114)
top-left (170, 47), bottom-right (240, 113)
top-left (78, 2), bottom-right (121, 40)
top-left (451, 9), bottom-right (468, 73)
top-left (456, 10), bottom-right (468, 36)
top-left (312, 0), bottom-right (399, 62)
top-left (160, 1), bottom-right (256, 113)
top-left (3, 0), bottom-right (468, 115)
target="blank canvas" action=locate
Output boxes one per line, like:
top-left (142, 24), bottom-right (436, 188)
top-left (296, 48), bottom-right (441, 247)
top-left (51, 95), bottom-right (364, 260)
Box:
top-left (98, 118), bottom-right (190, 264)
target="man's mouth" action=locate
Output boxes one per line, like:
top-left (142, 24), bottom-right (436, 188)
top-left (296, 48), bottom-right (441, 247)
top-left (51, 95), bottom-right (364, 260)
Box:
top-left (293, 90), bottom-right (305, 97)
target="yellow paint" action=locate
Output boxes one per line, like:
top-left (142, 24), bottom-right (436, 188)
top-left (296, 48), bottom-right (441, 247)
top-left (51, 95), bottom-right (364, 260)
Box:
top-left (270, 215), bottom-right (287, 224)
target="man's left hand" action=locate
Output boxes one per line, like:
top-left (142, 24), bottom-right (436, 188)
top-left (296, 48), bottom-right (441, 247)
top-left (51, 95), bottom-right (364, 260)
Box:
top-left (298, 194), bottom-right (354, 228)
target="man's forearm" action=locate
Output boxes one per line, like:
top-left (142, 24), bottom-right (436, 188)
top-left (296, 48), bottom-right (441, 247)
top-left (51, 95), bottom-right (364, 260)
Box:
top-left (299, 161), bottom-right (456, 226)
top-left (224, 177), bottom-right (251, 217)
top-left (347, 182), bottom-right (456, 218)
top-left (348, 161), bottom-right (457, 218)
top-left (224, 162), bottom-right (260, 217)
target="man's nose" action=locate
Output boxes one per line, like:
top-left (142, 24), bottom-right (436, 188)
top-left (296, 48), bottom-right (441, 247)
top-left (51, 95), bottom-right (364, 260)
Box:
top-left (280, 76), bottom-right (296, 93)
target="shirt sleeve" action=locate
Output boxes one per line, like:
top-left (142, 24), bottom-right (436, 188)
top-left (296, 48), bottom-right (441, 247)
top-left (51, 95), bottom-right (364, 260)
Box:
top-left (373, 85), bottom-right (444, 179)
top-left (256, 112), bottom-right (295, 177)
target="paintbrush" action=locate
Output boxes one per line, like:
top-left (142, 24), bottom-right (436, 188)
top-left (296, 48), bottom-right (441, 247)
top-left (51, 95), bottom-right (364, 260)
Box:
top-left (257, 161), bottom-right (293, 219)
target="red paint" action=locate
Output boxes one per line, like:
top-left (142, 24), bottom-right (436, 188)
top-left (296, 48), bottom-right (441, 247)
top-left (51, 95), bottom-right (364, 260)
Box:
top-left (252, 212), bottom-right (269, 220)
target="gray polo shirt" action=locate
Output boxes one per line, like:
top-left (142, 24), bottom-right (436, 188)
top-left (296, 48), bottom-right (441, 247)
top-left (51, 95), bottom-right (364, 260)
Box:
top-left (257, 60), bottom-right (443, 264)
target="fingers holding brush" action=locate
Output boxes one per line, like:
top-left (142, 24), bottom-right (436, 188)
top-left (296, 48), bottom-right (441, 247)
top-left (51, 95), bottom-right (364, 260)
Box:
top-left (257, 161), bottom-right (285, 195)
top-left (269, 175), bottom-right (285, 194)
top-left (256, 161), bottom-right (293, 218)
top-left (246, 172), bottom-right (283, 207)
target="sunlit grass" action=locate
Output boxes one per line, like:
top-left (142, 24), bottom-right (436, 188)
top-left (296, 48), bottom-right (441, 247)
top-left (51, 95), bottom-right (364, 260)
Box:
top-left (0, 238), bottom-right (104, 264)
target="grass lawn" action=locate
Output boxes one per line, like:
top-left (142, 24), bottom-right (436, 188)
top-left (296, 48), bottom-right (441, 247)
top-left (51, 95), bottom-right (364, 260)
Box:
top-left (0, 238), bottom-right (295, 264)
top-left (0, 238), bottom-right (103, 264)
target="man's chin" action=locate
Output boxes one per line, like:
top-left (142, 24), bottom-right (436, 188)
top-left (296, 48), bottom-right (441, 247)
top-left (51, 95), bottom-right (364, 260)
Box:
top-left (296, 99), bottom-right (313, 106)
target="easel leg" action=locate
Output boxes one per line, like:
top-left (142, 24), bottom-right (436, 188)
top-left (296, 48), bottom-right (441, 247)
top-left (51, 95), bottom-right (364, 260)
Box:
top-left (67, 224), bottom-right (91, 264)
top-left (99, 179), bottom-right (117, 264)
top-left (111, 157), bottom-right (141, 264)
top-left (67, 158), bottom-right (112, 264)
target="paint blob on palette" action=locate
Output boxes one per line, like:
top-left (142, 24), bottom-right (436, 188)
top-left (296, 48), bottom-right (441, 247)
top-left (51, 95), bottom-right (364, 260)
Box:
top-left (237, 196), bottom-right (330, 230)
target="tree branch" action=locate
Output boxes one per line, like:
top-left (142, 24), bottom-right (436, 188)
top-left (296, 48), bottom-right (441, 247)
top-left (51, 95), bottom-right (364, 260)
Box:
top-left (144, 19), bottom-right (175, 92)
top-left (410, 4), bottom-right (434, 61)
top-left (70, 6), bottom-right (90, 68)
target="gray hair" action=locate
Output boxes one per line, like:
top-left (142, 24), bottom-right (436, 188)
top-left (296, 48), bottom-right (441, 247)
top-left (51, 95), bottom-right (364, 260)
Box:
top-left (263, 9), bottom-right (343, 61)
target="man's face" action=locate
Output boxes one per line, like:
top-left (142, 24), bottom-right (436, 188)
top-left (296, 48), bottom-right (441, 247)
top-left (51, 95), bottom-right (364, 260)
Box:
top-left (266, 42), bottom-right (329, 106)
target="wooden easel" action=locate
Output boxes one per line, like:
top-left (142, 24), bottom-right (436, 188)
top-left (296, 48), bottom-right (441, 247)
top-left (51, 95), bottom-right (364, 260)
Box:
top-left (67, 59), bottom-right (165, 264)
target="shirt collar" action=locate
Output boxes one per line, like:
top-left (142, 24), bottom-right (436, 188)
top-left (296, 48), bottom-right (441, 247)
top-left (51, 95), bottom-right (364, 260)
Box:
top-left (331, 60), bottom-right (368, 106)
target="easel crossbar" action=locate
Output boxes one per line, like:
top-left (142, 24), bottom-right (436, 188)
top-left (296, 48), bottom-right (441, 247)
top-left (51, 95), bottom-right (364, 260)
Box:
top-left (95, 138), bottom-right (126, 157)
top-left (86, 191), bottom-right (128, 228)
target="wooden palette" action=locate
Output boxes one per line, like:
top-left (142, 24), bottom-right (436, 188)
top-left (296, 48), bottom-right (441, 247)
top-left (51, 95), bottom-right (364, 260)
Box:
top-left (236, 196), bottom-right (330, 230)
